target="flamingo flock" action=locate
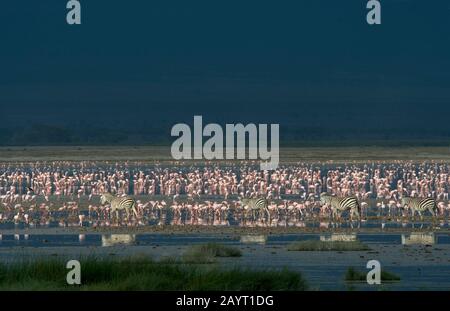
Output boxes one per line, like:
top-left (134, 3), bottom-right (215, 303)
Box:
top-left (2, 161), bottom-right (450, 201)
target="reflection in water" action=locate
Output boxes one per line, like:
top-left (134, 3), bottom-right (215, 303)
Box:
top-left (401, 233), bottom-right (435, 245)
top-left (101, 234), bottom-right (136, 247)
top-left (320, 233), bottom-right (357, 242)
top-left (0, 201), bottom-right (448, 230)
top-left (79, 234), bottom-right (85, 243)
top-left (0, 233), bottom-right (448, 248)
top-left (240, 235), bottom-right (267, 244)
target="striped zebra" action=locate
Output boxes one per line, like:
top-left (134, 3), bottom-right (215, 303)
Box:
top-left (240, 197), bottom-right (270, 222)
top-left (401, 197), bottom-right (437, 218)
top-left (100, 193), bottom-right (138, 219)
top-left (320, 193), bottom-right (361, 220)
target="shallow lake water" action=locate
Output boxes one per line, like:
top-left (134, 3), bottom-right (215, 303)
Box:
top-left (0, 232), bottom-right (448, 247)
top-left (0, 232), bottom-right (449, 290)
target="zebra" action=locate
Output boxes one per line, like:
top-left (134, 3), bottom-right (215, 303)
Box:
top-left (320, 193), bottom-right (361, 220)
top-left (100, 193), bottom-right (138, 220)
top-left (401, 197), bottom-right (437, 218)
top-left (240, 197), bottom-right (270, 222)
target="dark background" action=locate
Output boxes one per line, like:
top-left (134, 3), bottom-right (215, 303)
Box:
top-left (1, 0), bottom-right (449, 146)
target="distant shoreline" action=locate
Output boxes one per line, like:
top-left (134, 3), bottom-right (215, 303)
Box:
top-left (1, 146), bottom-right (450, 163)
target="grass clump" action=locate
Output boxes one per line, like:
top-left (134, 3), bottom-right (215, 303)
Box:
top-left (287, 240), bottom-right (370, 251)
top-left (183, 243), bottom-right (242, 263)
top-left (345, 267), bottom-right (401, 282)
top-left (0, 256), bottom-right (306, 291)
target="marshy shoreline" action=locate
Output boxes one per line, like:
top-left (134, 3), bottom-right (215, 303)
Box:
top-left (0, 239), bottom-right (449, 290)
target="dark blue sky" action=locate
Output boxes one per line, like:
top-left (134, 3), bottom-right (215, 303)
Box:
top-left (1, 0), bottom-right (450, 142)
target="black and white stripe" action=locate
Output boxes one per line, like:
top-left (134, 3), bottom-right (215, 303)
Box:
top-left (100, 193), bottom-right (138, 218)
top-left (401, 197), bottom-right (437, 217)
top-left (320, 193), bottom-right (361, 220)
top-left (240, 197), bottom-right (270, 221)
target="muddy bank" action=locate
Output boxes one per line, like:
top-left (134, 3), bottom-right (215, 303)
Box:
top-left (1, 224), bottom-right (448, 236)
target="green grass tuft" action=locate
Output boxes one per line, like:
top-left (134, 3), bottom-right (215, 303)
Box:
top-left (183, 243), bottom-right (242, 263)
top-left (0, 256), bottom-right (306, 291)
top-left (287, 240), bottom-right (370, 251)
top-left (345, 267), bottom-right (401, 282)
